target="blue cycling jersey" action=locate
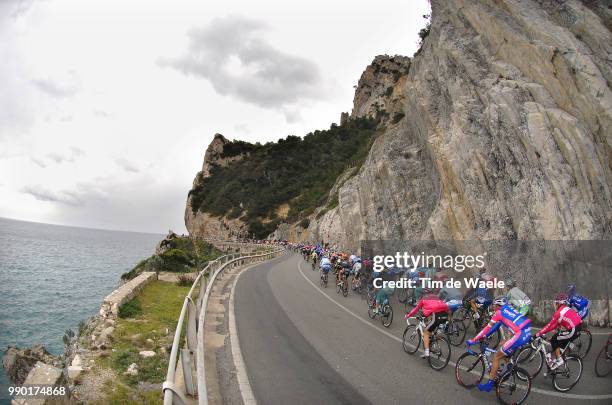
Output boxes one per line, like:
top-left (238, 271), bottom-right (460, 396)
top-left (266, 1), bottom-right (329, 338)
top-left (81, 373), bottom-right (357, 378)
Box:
top-left (569, 295), bottom-right (589, 319)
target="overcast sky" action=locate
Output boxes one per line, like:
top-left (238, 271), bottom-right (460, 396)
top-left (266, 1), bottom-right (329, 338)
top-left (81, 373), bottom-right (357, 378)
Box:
top-left (0, 0), bottom-right (430, 234)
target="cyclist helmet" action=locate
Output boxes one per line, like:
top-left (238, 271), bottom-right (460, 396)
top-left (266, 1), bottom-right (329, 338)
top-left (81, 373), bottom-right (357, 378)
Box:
top-left (554, 293), bottom-right (569, 306)
top-left (493, 296), bottom-right (508, 306)
top-left (566, 284), bottom-right (576, 298)
top-left (422, 288), bottom-right (432, 294)
top-left (505, 279), bottom-right (516, 288)
top-left (354, 257), bottom-right (361, 263)
top-left (481, 273), bottom-right (494, 282)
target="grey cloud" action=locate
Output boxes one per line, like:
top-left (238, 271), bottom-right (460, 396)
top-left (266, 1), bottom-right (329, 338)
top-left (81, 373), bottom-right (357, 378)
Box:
top-left (31, 147), bottom-right (85, 168)
top-left (70, 146), bottom-right (85, 157)
top-left (31, 77), bottom-right (77, 98)
top-left (47, 152), bottom-right (75, 164)
top-left (115, 157), bottom-right (139, 173)
top-left (159, 16), bottom-right (322, 110)
top-left (31, 157), bottom-right (46, 168)
top-left (21, 186), bottom-right (83, 206)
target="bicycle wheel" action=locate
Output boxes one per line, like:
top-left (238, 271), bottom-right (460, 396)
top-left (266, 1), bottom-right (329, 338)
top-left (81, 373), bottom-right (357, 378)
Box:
top-left (571, 330), bottom-right (592, 359)
top-left (336, 281), bottom-right (342, 294)
top-left (515, 346), bottom-right (543, 378)
top-left (381, 304), bottom-right (393, 328)
top-left (453, 307), bottom-right (472, 331)
top-left (342, 279), bottom-right (349, 297)
top-left (402, 325), bottom-right (421, 354)
top-left (594, 342), bottom-right (612, 377)
top-left (428, 335), bottom-right (451, 370)
top-left (455, 352), bottom-right (485, 388)
top-left (496, 366), bottom-right (531, 405)
top-left (447, 319), bottom-right (467, 347)
top-left (552, 355), bottom-right (582, 392)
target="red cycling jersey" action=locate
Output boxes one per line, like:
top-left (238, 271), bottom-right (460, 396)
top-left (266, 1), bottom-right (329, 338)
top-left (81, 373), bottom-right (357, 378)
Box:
top-left (537, 305), bottom-right (582, 336)
top-left (406, 296), bottom-right (449, 318)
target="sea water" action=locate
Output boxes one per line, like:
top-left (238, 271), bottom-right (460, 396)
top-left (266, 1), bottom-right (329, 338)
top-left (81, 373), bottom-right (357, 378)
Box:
top-left (0, 217), bottom-right (161, 404)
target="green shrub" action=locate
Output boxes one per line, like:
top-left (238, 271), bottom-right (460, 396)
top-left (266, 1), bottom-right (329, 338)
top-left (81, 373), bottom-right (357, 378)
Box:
top-left (189, 117), bottom-right (380, 238)
top-left (118, 299), bottom-right (142, 319)
top-left (176, 274), bottom-right (195, 287)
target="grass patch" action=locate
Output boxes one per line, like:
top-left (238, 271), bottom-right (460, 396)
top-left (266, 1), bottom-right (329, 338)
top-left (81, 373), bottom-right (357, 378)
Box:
top-left (118, 299), bottom-right (143, 319)
top-left (107, 280), bottom-right (191, 394)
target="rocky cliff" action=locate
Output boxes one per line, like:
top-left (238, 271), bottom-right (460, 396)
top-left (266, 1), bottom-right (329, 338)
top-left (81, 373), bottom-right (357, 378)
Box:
top-left (188, 0), bottom-right (611, 246)
top-left (185, 133), bottom-right (251, 239)
top-left (289, 0), bottom-right (611, 250)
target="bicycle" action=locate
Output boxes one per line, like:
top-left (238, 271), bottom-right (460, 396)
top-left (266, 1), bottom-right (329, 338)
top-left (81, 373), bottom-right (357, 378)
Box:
top-left (567, 326), bottom-right (592, 359)
top-left (594, 333), bottom-right (612, 377)
top-left (351, 272), bottom-right (363, 294)
top-left (320, 270), bottom-right (329, 288)
top-left (402, 315), bottom-right (451, 370)
top-left (455, 337), bottom-right (531, 404)
top-left (336, 270), bottom-right (349, 297)
top-left (515, 336), bottom-right (582, 392)
top-left (454, 301), bottom-right (501, 348)
top-left (442, 314), bottom-right (468, 347)
top-left (367, 287), bottom-right (393, 327)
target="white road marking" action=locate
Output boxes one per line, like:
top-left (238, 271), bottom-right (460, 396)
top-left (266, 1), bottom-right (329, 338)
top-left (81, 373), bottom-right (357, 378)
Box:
top-left (297, 260), bottom-right (612, 401)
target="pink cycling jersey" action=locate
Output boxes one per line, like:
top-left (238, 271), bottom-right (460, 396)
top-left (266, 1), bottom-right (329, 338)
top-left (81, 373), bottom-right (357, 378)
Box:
top-left (538, 305), bottom-right (581, 336)
top-left (406, 296), bottom-right (449, 318)
top-left (473, 304), bottom-right (531, 341)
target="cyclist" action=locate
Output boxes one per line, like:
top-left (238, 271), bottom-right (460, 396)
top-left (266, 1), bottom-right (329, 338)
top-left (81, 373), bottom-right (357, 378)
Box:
top-left (505, 279), bottom-right (531, 316)
top-left (437, 274), bottom-right (463, 315)
top-left (466, 296), bottom-right (532, 392)
top-left (405, 289), bottom-right (450, 358)
top-left (566, 284), bottom-right (589, 321)
top-left (371, 267), bottom-right (394, 314)
top-left (535, 293), bottom-right (582, 370)
top-left (351, 257), bottom-right (362, 284)
top-left (465, 272), bottom-right (495, 321)
top-left (320, 255), bottom-right (332, 281)
top-left (310, 249), bottom-right (318, 264)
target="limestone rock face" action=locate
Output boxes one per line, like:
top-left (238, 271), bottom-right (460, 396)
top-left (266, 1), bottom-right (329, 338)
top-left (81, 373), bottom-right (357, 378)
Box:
top-left (304, 0), bottom-right (611, 249)
top-left (185, 133), bottom-right (250, 239)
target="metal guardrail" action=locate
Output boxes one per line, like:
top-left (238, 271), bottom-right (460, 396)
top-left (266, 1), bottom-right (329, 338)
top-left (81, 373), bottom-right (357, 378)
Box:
top-left (162, 244), bottom-right (285, 405)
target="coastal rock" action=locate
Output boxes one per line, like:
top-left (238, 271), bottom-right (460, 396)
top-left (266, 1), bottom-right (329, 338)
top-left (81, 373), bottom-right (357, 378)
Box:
top-left (67, 365), bottom-right (83, 380)
top-left (2, 345), bottom-right (61, 385)
top-left (125, 363), bottom-right (138, 376)
top-left (139, 350), bottom-right (156, 358)
top-left (20, 361), bottom-right (70, 403)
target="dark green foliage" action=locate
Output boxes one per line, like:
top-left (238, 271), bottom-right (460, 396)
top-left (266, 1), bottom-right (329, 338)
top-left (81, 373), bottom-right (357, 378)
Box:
top-left (118, 298), bottom-right (143, 319)
top-left (120, 238), bottom-right (223, 279)
top-left (189, 117), bottom-right (379, 238)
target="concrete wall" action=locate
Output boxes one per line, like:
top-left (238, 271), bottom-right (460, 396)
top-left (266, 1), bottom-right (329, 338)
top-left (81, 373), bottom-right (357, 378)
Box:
top-left (99, 272), bottom-right (157, 319)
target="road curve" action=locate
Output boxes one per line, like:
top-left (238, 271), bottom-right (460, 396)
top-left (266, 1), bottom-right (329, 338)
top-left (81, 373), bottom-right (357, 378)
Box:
top-left (234, 253), bottom-right (611, 405)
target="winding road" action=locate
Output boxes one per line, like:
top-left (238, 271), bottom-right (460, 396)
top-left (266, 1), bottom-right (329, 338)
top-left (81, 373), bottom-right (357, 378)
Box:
top-left (233, 252), bottom-right (611, 405)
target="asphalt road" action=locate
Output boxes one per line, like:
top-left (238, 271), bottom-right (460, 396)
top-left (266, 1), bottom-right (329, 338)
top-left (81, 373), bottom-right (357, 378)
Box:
top-left (234, 252), bottom-right (611, 405)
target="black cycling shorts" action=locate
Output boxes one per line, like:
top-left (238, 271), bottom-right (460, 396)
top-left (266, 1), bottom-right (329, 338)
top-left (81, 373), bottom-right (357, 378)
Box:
top-left (425, 312), bottom-right (448, 332)
top-left (551, 328), bottom-right (579, 351)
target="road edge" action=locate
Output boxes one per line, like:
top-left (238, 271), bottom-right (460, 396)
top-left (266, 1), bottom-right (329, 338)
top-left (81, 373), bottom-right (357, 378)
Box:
top-left (229, 263), bottom-right (259, 405)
